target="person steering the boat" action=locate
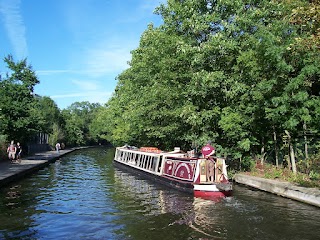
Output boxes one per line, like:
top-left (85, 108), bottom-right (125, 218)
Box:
top-left (201, 141), bottom-right (215, 158)
top-left (200, 141), bottom-right (216, 182)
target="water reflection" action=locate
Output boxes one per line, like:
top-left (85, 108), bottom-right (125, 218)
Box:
top-left (114, 169), bottom-right (194, 214)
top-left (0, 148), bottom-right (122, 240)
top-left (113, 168), bottom-right (231, 239)
top-left (113, 167), bottom-right (320, 240)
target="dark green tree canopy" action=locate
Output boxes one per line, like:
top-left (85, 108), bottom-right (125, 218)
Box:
top-left (94, 0), bottom-right (319, 165)
top-left (0, 55), bottom-right (41, 143)
top-left (61, 101), bottom-right (102, 146)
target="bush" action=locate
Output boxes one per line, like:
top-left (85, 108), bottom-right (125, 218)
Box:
top-left (246, 161), bottom-right (320, 188)
top-left (309, 170), bottom-right (320, 181)
top-left (240, 156), bottom-right (255, 171)
top-left (297, 153), bottom-right (320, 175)
top-left (0, 135), bottom-right (8, 161)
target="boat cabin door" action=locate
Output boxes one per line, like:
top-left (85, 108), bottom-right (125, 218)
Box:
top-left (200, 159), bottom-right (216, 183)
top-left (200, 160), bottom-right (207, 182)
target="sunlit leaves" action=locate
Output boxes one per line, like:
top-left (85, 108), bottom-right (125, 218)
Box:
top-left (0, 55), bottom-right (41, 142)
top-left (94, 0), bottom-right (320, 162)
top-left (61, 101), bottom-right (102, 146)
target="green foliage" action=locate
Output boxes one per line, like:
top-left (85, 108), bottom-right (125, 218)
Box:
top-left (262, 164), bottom-right (284, 179)
top-left (86, 0), bottom-right (320, 173)
top-left (0, 135), bottom-right (8, 161)
top-left (0, 55), bottom-right (41, 143)
top-left (61, 101), bottom-right (102, 146)
top-left (247, 162), bottom-right (320, 188)
top-left (297, 153), bottom-right (320, 175)
top-left (309, 170), bottom-right (320, 181)
top-left (240, 156), bottom-right (255, 172)
top-left (48, 123), bottom-right (64, 148)
top-left (0, 55), bottom-right (105, 149)
top-left (35, 96), bottom-right (61, 133)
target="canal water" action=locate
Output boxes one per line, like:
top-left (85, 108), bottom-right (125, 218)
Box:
top-left (0, 147), bottom-right (319, 240)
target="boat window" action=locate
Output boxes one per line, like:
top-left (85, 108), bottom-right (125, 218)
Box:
top-left (150, 156), bottom-right (153, 170)
top-left (146, 156), bottom-right (150, 170)
top-left (142, 155), bottom-right (146, 169)
top-left (157, 156), bottom-right (163, 173)
top-left (120, 151), bottom-right (124, 161)
top-left (124, 151), bottom-right (128, 162)
top-left (137, 154), bottom-right (142, 167)
top-left (125, 152), bottom-right (129, 162)
top-left (151, 157), bottom-right (157, 171)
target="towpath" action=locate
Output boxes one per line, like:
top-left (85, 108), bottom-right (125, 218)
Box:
top-left (0, 148), bottom-right (77, 188)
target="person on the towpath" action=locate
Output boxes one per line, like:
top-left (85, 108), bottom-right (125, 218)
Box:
top-left (7, 140), bottom-right (17, 163)
top-left (55, 142), bottom-right (61, 153)
top-left (16, 142), bottom-right (22, 163)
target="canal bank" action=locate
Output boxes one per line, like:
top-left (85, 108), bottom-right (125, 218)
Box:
top-left (234, 173), bottom-right (320, 207)
top-left (0, 148), bottom-right (79, 188)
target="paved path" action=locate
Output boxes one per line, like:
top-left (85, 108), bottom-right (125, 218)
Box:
top-left (0, 148), bottom-right (76, 188)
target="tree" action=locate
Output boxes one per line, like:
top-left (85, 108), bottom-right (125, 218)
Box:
top-left (0, 55), bottom-right (41, 143)
top-left (100, 0), bottom-right (319, 174)
top-left (61, 101), bottom-right (101, 146)
top-left (32, 96), bottom-right (64, 147)
top-left (34, 96), bottom-right (61, 132)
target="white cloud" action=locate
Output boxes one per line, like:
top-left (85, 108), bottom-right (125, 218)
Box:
top-left (36, 64), bottom-right (128, 78)
top-left (36, 43), bottom-right (133, 78)
top-left (83, 46), bottom-right (131, 77)
top-left (51, 91), bottom-right (111, 99)
top-left (140, 0), bottom-right (164, 11)
top-left (0, 0), bottom-right (27, 59)
top-left (71, 79), bottom-right (99, 91)
top-left (50, 91), bottom-right (112, 107)
top-left (36, 70), bottom-right (72, 75)
top-left (50, 91), bottom-right (112, 109)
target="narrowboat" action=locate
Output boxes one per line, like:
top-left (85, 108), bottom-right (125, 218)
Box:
top-left (113, 145), bottom-right (232, 198)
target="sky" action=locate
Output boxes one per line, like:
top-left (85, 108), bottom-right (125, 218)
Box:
top-left (0, 0), bottom-right (165, 109)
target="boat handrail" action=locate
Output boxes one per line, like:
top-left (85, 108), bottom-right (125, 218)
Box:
top-left (118, 146), bottom-right (186, 158)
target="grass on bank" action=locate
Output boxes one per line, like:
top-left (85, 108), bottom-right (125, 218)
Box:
top-left (232, 155), bottom-right (320, 188)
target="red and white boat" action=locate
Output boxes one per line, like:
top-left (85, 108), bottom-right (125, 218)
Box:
top-left (113, 145), bottom-right (232, 198)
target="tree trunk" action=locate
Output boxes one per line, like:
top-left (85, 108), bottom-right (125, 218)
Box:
top-left (273, 129), bottom-right (279, 168)
top-left (289, 143), bottom-right (297, 174)
top-left (286, 154), bottom-right (292, 170)
top-left (285, 130), bottom-right (297, 174)
top-left (261, 137), bottom-right (265, 165)
top-left (303, 122), bottom-right (309, 161)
